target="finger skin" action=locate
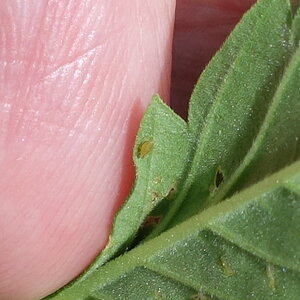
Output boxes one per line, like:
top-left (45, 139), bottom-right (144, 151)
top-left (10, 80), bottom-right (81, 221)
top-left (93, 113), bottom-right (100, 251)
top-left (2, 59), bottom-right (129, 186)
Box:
top-left (171, 0), bottom-right (256, 118)
top-left (0, 1), bottom-right (175, 299)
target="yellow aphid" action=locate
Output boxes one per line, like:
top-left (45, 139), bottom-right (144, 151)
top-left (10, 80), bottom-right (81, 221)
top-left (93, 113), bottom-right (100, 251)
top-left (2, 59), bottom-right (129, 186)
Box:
top-left (220, 256), bottom-right (235, 276)
top-left (266, 264), bottom-right (276, 291)
top-left (138, 140), bottom-right (154, 158)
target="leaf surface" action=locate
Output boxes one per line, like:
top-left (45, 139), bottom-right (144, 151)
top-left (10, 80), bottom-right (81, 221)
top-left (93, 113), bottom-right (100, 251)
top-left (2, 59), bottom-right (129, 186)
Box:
top-left (157, 0), bottom-right (300, 231)
top-left (46, 160), bottom-right (300, 300)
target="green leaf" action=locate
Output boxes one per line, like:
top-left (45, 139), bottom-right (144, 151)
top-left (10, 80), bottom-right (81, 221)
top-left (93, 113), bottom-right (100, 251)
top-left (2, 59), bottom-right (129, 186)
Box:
top-left (154, 0), bottom-right (300, 231)
top-left (45, 160), bottom-right (300, 300)
top-left (45, 0), bottom-right (300, 298)
top-left (212, 37), bottom-right (300, 204)
top-left (97, 95), bottom-right (188, 263)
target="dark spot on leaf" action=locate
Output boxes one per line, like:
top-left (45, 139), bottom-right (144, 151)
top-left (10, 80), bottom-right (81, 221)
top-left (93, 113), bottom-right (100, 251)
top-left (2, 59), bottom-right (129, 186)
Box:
top-left (143, 215), bottom-right (161, 227)
top-left (214, 167), bottom-right (224, 188)
top-left (165, 181), bottom-right (179, 199)
top-left (168, 187), bottom-right (175, 197)
top-left (210, 168), bottom-right (225, 196)
top-left (137, 140), bottom-right (154, 158)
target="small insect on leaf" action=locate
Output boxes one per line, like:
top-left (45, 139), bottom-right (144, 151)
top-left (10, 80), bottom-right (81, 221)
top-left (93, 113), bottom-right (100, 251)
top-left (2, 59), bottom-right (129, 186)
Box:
top-left (137, 140), bottom-right (154, 158)
top-left (266, 264), bottom-right (276, 291)
top-left (151, 191), bottom-right (162, 206)
top-left (166, 181), bottom-right (179, 199)
top-left (215, 167), bottom-right (224, 188)
top-left (209, 167), bottom-right (225, 196)
top-left (143, 215), bottom-right (161, 227)
top-left (219, 255), bottom-right (235, 276)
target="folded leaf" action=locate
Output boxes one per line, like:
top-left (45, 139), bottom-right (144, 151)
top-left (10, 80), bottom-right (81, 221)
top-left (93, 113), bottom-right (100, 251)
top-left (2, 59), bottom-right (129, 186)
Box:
top-left (45, 96), bottom-right (189, 297)
top-left (95, 95), bottom-right (188, 265)
top-left (46, 160), bottom-right (300, 300)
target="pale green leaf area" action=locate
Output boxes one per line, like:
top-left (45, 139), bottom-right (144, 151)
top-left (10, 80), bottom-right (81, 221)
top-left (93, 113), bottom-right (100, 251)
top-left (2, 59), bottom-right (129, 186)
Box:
top-left (45, 0), bottom-right (300, 299)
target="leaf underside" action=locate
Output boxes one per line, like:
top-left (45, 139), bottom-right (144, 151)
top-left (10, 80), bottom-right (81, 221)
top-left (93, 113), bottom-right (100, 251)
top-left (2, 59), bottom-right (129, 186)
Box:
top-left (47, 161), bottom-right (300, 300)
top-left (45, 0), bottom-right (300, 299)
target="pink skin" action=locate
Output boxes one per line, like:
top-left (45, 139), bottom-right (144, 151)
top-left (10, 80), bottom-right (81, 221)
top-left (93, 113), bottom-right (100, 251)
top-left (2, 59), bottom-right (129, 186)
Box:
top-left (0, 1), bottom-right (254, 299)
